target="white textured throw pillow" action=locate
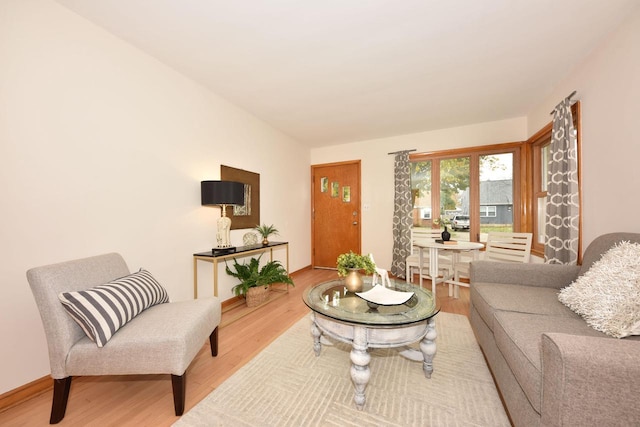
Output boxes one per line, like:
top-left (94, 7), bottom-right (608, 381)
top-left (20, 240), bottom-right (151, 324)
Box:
top-left (559, 241), bottom-right (640, 338)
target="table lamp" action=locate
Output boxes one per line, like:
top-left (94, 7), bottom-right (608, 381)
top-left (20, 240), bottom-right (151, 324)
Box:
top-left (201, 180), bottom-right (245, 254)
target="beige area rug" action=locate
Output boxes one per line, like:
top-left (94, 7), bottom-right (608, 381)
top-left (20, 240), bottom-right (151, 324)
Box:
top-left (174, 312), bottom-right (509, 426)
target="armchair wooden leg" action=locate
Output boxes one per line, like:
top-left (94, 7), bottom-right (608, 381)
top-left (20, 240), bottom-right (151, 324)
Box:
top-left (50, 377), bottom-right (72, 424)
top-left (171, 374), bottom-right (186, 416)
top-left (209, 327), bottom-right (219, 357)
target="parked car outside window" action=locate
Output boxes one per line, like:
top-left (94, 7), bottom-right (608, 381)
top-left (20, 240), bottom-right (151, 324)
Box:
top-left (451, 215), bottom-right (470, 231)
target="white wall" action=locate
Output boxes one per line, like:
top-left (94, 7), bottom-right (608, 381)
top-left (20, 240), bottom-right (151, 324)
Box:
top-left (311, 5), bottom-right (640, 270)
top-left (526, 7), bottom-right (640, 247)
top-left (0, 0), bottom-right (310, 394)
top-left (310, 117), bottom-right (528, 270)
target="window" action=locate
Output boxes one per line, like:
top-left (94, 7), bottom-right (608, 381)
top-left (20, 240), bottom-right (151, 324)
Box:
top-left (441, 155), bottom-right (470, 237)
top-left (479, 206), bottom-right (497, 217)
top-left (409, 102), bottom-right (580, 258)
top-left (410, 144), bottom-right (521, 243)
top-left (479, 153), bottom-right (513, 235)
top-left (533, 138), bottom-right (551, 248)
top-left (410, 160), bottom-right (432, 228)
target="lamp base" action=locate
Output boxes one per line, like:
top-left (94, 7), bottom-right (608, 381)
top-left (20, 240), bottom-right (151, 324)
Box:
top-left (212, 246), bottom-right (236, 255)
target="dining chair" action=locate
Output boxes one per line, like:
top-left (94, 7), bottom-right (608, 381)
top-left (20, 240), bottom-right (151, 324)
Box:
top-left (405, 228), bottom-right (452, 283)
top-left (450, 231), bottom-right (532, 297)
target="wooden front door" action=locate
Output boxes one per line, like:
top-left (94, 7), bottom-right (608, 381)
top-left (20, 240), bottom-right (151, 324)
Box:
top-left (311, 161), bottom-right (361, 268)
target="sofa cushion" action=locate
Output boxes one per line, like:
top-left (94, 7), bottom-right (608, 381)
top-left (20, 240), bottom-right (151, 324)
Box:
top-left (59, 269), bottom-right (169, 347)
top-left (472, 282), bottom-right (579, 332)
top-left (559, 241), bottom-right (640, 338)
top-left (493, 311), bottom-right (608, 413)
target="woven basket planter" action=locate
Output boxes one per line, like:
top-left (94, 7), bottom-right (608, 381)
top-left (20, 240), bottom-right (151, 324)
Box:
top-left (246, 285), bottom-right (270, 307)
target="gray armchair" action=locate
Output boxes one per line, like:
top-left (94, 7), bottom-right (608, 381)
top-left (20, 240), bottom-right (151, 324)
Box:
top-left (27, 253), bottom-right (221, 424)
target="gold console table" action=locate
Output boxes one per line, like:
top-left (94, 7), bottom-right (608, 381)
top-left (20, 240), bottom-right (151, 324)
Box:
top-left (193, 241), bottom-right (289, 299)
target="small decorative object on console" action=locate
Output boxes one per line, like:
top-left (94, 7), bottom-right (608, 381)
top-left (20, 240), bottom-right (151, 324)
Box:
top-left (242, 232), bottom-right (259, 246)
top-left (254, 223), bottom-right (279, 245)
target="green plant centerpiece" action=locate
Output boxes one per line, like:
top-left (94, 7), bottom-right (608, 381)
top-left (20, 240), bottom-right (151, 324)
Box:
top-left (433, 216), bottom-right (450, 229)
top-left (336, 251), bottom-right (376, 293)
top-left (336, 251), bottom-right (376, 276)
top-left (254, 223), bottom-right (279, 245)
top-left (225, 254), bottom-right (293, 307)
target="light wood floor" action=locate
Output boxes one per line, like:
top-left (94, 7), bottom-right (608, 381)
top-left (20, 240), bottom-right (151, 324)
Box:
top-left (0, 268), bottom-right (470, 427)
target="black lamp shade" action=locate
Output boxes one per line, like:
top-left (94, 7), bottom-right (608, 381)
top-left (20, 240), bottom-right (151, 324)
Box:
top-left (201, 181), bottom-right (244, 206)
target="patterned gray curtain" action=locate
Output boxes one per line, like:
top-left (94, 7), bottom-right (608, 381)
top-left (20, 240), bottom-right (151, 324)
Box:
top-left (545, 97), bottom-right (579, 264)
top-left (391, 151), bottom-right (412, 277)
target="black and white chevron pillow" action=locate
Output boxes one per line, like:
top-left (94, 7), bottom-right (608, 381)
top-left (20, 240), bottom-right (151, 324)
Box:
top-left (59, 269), bottom-right (169, 347)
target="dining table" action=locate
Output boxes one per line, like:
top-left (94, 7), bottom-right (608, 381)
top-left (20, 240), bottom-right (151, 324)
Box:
top-left (410, 239), bottom-right (485, 297)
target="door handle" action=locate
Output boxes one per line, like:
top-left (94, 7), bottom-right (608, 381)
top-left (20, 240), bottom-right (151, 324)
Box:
top-left (353, 221), bottom-right (358, 225)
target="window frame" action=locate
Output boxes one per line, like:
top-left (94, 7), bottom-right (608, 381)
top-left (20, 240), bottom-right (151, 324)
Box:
top-left (410, 142), bottom-right (522, 242)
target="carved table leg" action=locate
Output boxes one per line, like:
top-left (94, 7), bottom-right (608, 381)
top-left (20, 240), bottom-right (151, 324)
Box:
top-left (420, 316), bottom-right (437, 378)
top-left (311, 319), bottom-right (322, 356)
top-left (350, 326), bottom-right (371, 410)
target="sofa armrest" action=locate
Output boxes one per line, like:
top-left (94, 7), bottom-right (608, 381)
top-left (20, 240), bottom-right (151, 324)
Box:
top-left (470, 261), bottom-right (580, 289)
top-left (541, 333), bottom-right (640, 427)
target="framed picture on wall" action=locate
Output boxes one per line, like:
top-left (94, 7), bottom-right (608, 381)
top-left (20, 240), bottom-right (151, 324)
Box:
top-left (221, 165), bottom-right (260, 229)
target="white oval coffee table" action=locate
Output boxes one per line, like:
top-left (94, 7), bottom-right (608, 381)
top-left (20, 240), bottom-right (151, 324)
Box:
top-left (302, 278), bottom-right (439, 410)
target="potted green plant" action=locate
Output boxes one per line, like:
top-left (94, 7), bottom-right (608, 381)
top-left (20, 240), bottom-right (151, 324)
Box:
top-left (336, 251), bottom-right (376, 292)
top-left (254, 223), bottom-right (279, 245)
top-left (225, 255), bottom-right (294, 307)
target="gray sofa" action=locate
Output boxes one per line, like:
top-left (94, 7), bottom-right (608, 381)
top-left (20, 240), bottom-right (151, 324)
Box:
top-left (469, 233), bottom-right (640, 427)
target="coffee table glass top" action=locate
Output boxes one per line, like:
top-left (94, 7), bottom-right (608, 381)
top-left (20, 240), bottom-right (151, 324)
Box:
top-left (303, 277), bottom-right (438, 326)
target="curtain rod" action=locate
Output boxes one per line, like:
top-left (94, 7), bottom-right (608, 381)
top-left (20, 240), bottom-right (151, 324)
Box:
top-left (549, 90), bottom-right (577, 114)
top-left (387, 149), bottom-right (417, 155)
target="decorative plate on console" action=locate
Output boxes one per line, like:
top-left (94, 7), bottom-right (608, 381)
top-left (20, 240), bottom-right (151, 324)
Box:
top-left (242, 232), bottom-right (258, 246)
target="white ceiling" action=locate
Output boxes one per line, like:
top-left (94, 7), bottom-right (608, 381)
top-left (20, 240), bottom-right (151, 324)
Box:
top-left (55, 0), bottom-right (639, 147)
